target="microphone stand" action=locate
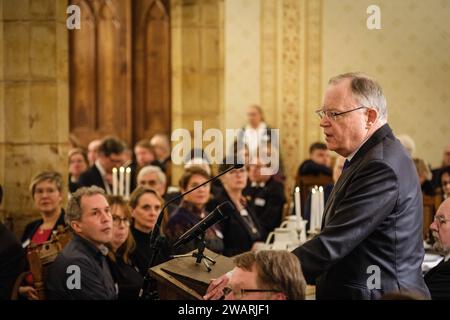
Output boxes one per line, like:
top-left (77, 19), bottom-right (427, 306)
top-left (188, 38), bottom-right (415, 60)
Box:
top-left (138, 164), bottom-right (242, 299)
top-left (171, 232), bottom-right (216, 272)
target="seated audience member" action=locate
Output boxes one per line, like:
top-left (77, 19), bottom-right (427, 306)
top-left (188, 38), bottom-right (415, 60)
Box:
top-left (150, 133), bottom-right (172, 178)
top-left (397, 134), bottom-right (416, 158)
top-left (129, 187), bottom-right (171, 276)
top-left (68, 148), bottom-right (89, 193)
top-left (165, 167), bottom-right (223, 255)
top-left (209, 161), bottom-right (263, 257)
top-left (22, 171), bottom-right (66, 247)
top-left (78, 136), bottom-right (126, 194)
top-left (297, 142), bottom-right (332, 177)
top-left (136, 165), bottom-right (179, 215)
top-left (440, 167), bottom-right (450, 201)
top-left (204, 250), bottom-right (306, 300)
top-left (129, 139), bottom-right (157, 192)
top-left (19, 171), bottom-right (67, 299)
top-left (413, 158), bottom-right (435, 196)
top-left (424, 198), bottom-right (450, 300)
top-left (46, 186), bottom-right (117, 300)
top-left (106, 196), bottom-right (143, 300)
top-left (243, 158), bottom-right (286, 239)
top-left (87, 139), bottom-right (102, 166)
top-left (302, 156), bottom-right (345, 229)
top-left (0, 185), bottom-right (26, 300)
top-left (431, 143), bottom-right (450, 189)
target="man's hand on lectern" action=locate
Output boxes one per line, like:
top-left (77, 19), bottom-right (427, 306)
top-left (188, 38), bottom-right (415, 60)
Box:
top-left (203, 271), bottom-right (232, 300)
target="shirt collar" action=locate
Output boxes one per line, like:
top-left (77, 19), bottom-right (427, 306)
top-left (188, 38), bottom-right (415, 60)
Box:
top-left (346, 136), bottom-right (370, 162)
top-left (245, 122), bottom-right (267, 131)
top-left (73, 233), bottom-right (109, 258)
top-left (251, 181), bottom-right (266, 188)
top-left (95, 160), bottom-right (106, 176)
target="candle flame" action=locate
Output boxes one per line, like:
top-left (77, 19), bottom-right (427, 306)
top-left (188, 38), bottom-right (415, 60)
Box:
top-left (112, 167), bottom-right (117, 173)
top-left (126, 167), bottom-right (131, 173)
top-left (119, 166), bottom-right (125, 172)
top-left (319, 186), bottom-right (324, 192)
top-left (295, 186), bottom-right (300, 192)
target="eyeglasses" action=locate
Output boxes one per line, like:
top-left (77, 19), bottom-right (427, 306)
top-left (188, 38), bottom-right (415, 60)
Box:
top-left (222, 286), bottom-right (282, 300)
top-left (112, 215), bottom-right (130, 226)
top-left (315, 106), bottom-right (367, 121)
top-left (433, 215), bottom-right (450, 226)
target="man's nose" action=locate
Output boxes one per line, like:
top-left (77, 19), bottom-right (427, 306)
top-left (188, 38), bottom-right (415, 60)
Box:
top-left (430, 220), bottom-right (438, 232)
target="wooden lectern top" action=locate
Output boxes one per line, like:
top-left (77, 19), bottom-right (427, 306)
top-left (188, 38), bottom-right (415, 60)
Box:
top-left (150, 249), bottom-right (235, 300)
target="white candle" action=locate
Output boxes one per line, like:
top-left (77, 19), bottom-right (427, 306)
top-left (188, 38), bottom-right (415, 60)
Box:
top-left (112, 168), bottom-right (118, 196)
top-left (309, 187), bottom-right (317, 233)
top-left (318, 186), bottom-right (324, 227)
top-left (294, 186), bottom-right (301, 221)
top-left (119, 167), bottom-right (125, 197)
top-left (125, 167), bottom-right (131, 200)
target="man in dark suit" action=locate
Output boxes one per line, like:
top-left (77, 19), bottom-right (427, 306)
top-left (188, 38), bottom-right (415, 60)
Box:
top-left (78, 137), bottom-right (126, 194)
top-left (290, 73), bottom-right (430, 299)
top-left (204, 73), bottom-right (429, 300)
top-left (425, 198), bottom-right (450, 299)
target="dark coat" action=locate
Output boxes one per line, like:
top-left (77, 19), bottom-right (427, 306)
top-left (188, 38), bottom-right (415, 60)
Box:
top-left (292, 124), bottom-right (430, 300)
top-left (243, 177), bottom-right (286, 239)
top-left (297, 159), bottom-right (332, 177)
top-left (77, 164), bottom-right (107, 191)
top-left (424, 258), bottom-right (450, 300)
top-left (210, 191), bottom-right (263, 257)
top-left (0, 223), bottom-right (26, 300)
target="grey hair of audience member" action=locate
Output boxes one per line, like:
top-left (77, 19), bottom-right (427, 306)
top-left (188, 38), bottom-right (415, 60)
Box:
top-left (137, 165), bottom-right (167, 186)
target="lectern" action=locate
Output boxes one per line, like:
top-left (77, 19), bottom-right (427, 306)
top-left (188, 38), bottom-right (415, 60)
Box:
top-left (149, 249), bottom-right (235, 300)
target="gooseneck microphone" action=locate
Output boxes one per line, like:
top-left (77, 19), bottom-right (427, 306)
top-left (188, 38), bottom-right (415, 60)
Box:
top-left (138, 163), bottom-right (244, 299)
top-left (172, 201), bottom-right (233, 249)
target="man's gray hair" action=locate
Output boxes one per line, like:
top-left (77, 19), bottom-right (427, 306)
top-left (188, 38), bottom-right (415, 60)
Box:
top-left (329, 72), bottom-right (387, 120)
top-left (66, 186), bottom-right (106, 229)
top-left (137, 165), bottom-right (167, 186)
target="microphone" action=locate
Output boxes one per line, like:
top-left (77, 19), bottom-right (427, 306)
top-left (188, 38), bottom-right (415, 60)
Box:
top-left (172, 201), bottom-right (233, 249)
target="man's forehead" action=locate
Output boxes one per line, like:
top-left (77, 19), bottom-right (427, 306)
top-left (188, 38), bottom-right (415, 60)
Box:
top-left (438, 200), bottom-right (450, 216)
top-left (81, 194), bottom-right (108, 208)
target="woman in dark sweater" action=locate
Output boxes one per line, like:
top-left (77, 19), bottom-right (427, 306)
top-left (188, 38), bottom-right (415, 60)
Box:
top-left (129, 186), bottom-right (171, 277)
top-left (165, 167), bottom-right (224, 255)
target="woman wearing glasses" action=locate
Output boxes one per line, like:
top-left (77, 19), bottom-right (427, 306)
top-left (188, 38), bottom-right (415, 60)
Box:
top-left (106, 196), bottom-right (143, 300)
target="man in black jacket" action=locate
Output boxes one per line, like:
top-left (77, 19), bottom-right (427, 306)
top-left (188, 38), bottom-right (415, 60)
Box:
top-left (297, 142), bottom-right (332, 177)
top-left (425, 198), bottom-right (450, 299)
top-left (78, 137), bottom-right (126, 194)
top-left (205, 73), bottom-right (429, 300)
top-left (292, 73), bottom-right (430, 299)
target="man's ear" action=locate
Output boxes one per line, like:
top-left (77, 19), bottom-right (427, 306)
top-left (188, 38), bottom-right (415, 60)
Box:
top-left (70, 220), bottom-right (82, 234)
top-left (366, 108), bottom-right (378, 127)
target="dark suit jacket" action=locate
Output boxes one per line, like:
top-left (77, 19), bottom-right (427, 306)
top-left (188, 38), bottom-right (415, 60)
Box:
top-left (243, 177), bottom-right (286, 239)
top-left (77, 164), bottom-right (107, 191)
top-left (424, 258), bottom-right (450, 300)
top-left (0, 223), bottom-right (26, 300)
top-left (298, 159), bottom-right (332, 177)
top-left (292, 124), bottom-right (430, 300)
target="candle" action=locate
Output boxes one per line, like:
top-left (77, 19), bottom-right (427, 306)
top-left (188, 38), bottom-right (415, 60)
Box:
top-left (119, 166), bottom-right (125, 197)
top-left (112, 168), bottom-right (118, 196)
top-left (125, 167), bottom-right (131, 200)
top-left (309, 187), bottom-right (317, 233)
top-left (294, 186), bottom-right (301, 221)
top-left (318, 186), bottom-right (324, 227)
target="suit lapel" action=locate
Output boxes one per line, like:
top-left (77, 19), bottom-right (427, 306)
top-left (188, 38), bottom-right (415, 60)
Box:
top-left (321, 124), bottom-right (394, 228)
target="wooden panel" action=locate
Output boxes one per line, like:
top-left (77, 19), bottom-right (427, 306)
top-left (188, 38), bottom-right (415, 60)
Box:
top-left (133, 0), bottom-right (171, 142)
top-left (69, 0), bottom-right (132, 147)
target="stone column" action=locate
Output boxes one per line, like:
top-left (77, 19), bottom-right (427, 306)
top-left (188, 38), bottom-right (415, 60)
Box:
top-left (171, 0), bottom-right (224, 183)
top-left (0, 0), bottom-right (69, 236)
